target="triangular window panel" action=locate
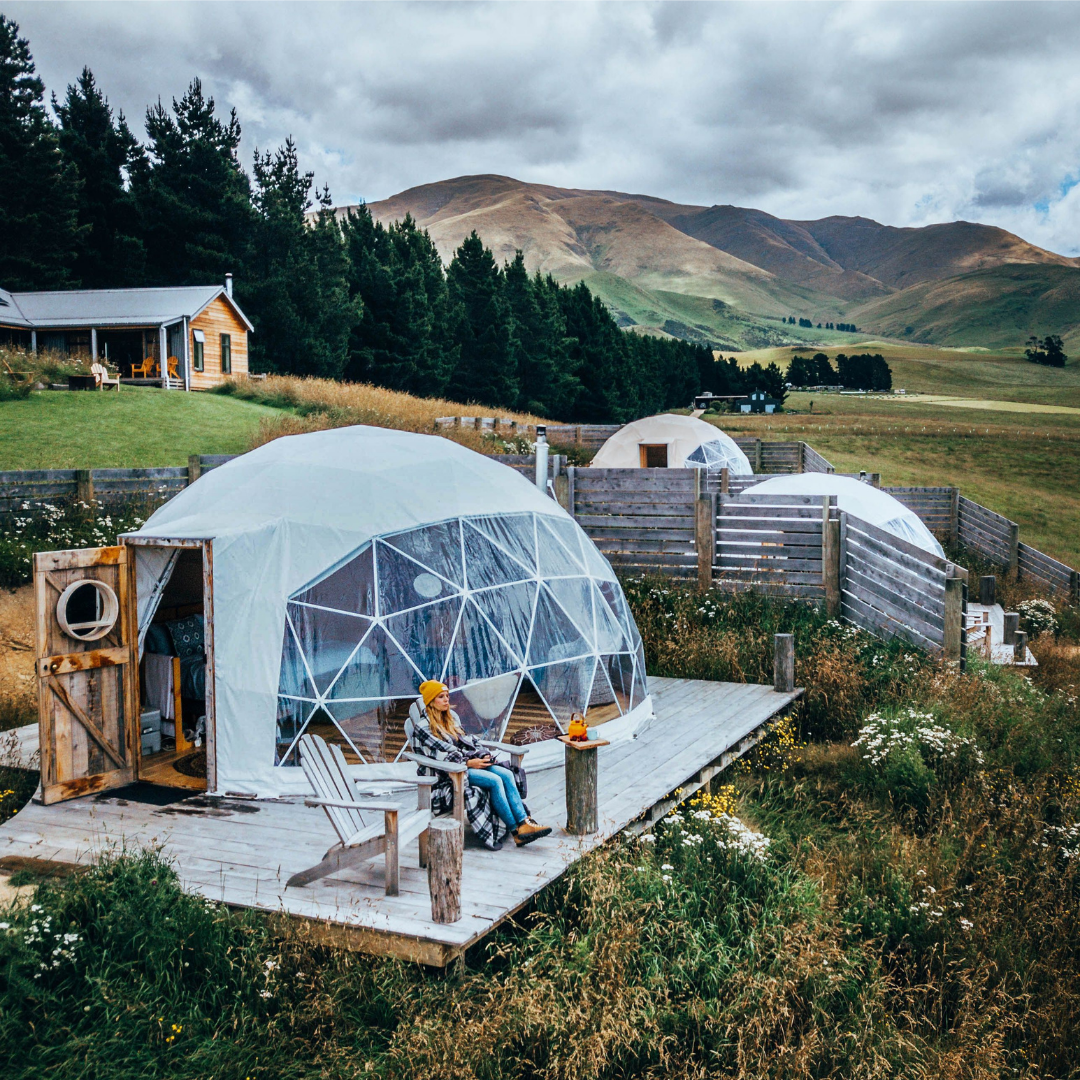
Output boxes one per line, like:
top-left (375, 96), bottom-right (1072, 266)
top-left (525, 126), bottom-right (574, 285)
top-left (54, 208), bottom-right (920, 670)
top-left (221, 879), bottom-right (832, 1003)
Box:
top-left (462, 521), bottom-right (534, 589)
top-left (287, 602), bottom-right (371, 694)
top-left (293, 543), bottom-right (376, 615)
top-left (598, 580), bottom-right (635, 642)
top-left (450, 673), bottom-right (521, 738)
top-left (278, 613), bottom-right (314, 699)
top-left (587, 660), bottom-right (619, 712)
top-left (604, 652), bottom-right (634, 715)
top-left (529, 657), bottom-right (596, 725)
top-left (470, 580), bottom-right (537, 665)
top-left (537, 518), bottom-right (586, 577)
top-left (382, 520), bottom-right (464, 588)
top-left (540, 515), bottom-right (587, 570)
top-left (328, 623), bottom-right (421, 701)
top-left (276, 697), bottom-right (316, 765)
top-left (582, 537), bottom-right (618, 583)
top-left (467, 513), bottom-right (537, 574)
top-left (322, 699), bottom-right (405, 764)
top-left (591, 581), bottom-right (628, 653)
top-left (375, 539), bottom-right (460, 616)
top-left (631, 642), bottom-right (649, 709)
top-left (383, 597), bottom-right (463, 685)
top-left (544, 576), bottom-right (596, 650)
top-left (443, 597), bottom-right (520, 685)
top-left (528, 585), bottom-right (593, 666)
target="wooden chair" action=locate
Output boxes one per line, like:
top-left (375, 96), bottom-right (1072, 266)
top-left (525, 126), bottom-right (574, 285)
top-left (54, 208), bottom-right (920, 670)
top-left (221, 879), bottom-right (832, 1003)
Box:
top-left (287, 732), bottom-right (433, 894)
top-left (166, 355), bottom-right (180, 379)
top-left (130, 356), bottom-right (157, 378)
top-left (90, 362), bottom-right (120, 391)
top-left (401, 699), bottom-right (528, 824)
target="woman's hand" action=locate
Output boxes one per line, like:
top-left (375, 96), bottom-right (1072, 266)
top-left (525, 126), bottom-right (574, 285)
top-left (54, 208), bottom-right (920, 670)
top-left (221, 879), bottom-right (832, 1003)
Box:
top-left (467, 757), bottom-right (492, 769)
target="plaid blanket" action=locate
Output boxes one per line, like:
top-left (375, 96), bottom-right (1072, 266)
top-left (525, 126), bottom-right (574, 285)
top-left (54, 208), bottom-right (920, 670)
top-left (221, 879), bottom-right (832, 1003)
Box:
top-left (411, 717), bottom-right (528, 850)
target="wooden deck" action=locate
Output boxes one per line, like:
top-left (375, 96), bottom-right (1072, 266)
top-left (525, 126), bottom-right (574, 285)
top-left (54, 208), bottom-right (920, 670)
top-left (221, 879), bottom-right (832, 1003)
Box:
top-left (0, 677), bottom-right (800, 966)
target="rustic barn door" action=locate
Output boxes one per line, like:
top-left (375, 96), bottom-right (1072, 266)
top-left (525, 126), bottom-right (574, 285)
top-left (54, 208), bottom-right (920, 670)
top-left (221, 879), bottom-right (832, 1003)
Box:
top-left (34, 546), bottom-right (139, 804)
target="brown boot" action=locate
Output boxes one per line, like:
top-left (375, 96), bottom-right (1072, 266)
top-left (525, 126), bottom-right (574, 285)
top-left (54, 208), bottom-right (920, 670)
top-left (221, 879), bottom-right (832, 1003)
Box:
top-left (513, 818), bottom-right (552, 846)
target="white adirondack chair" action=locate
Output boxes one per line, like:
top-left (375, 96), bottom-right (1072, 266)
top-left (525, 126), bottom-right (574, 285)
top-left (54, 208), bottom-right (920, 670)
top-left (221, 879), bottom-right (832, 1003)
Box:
top-left (287, 733), bottom-right (432, 894)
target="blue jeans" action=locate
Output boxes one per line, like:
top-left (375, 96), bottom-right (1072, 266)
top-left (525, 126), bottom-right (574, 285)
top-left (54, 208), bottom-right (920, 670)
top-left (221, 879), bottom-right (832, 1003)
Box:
top-left (468, 765), bottom-right (526, 829)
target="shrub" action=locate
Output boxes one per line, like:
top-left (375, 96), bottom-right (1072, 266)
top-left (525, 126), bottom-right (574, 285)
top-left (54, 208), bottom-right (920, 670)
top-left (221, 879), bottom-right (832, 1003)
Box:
top-left (1018, 598), bottom-right (1059, 638)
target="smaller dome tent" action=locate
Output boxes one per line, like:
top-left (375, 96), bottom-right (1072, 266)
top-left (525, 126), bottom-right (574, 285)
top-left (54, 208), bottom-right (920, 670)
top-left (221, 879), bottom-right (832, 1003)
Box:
top-left (741, 475), bottom-right (945, 557)
top-left (130, 426), bottom-right (651, 796)
top-left (591, 414), bottom-right (752, 475)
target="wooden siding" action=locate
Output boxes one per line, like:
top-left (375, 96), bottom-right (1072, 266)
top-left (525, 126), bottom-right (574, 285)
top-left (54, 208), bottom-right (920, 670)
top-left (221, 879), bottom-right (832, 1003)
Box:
top-left (189, 296), bottom-right (248, 390)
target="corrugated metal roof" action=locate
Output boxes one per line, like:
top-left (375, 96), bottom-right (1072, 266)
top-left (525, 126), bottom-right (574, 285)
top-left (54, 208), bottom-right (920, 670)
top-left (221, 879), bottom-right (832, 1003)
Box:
top-left (0, 289), bottom-right (31, 327)
top-left (0, 284), bottom-right (253, 331)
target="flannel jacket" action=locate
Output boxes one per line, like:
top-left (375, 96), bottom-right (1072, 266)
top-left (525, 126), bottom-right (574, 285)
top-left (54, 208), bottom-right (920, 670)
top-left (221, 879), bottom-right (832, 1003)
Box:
top-left (410, 715), bottom-right (528, 850)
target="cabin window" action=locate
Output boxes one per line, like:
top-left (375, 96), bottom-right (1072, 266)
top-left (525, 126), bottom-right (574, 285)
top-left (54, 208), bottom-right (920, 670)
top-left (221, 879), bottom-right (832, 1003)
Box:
top-left (192, 329), bottom-right (204, 372)
top-left (220, 333), bottom-right (231, 374)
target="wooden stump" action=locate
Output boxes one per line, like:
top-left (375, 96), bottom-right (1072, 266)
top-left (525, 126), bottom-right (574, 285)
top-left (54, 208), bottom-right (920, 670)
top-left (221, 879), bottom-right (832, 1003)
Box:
top-left (427, 818), bottom-right (463, 924)
top-left (773, 634), bottom-right (794, 693)
top-left (560, 736), bottom-right (609, 835)
top-left (1013, 630), bottom-right (1028, 664)
top-left (979, 575), bottom-right (996, 606)
top-left (1003, 612), bottom-right (1019, 645)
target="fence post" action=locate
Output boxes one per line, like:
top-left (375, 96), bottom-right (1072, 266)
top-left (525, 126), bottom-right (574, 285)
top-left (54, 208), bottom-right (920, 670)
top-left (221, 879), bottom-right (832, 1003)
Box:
top-left (566, 466), bottom-right (576, 519)
top-left (773, 634), bottom-right (795, 693)
top-left (696, 492), bottom-right (715, 593)
top-left (944, 566), bottom-right (965, 662)
top-left (1008, 522), bottom-right (1020, 577)
top-left (553, 474), bottom-right (570, 513)
top-left (950, 487), bottom-right (960, 545)
top-left (575, 426), bottom-right (583, 447)
top-left (1013, 630), bottom-right (1028, 664)
top-left (822, 497), bottom-right (840, 617)
top-left (799, 442), bottom-right (806, 472)
top-left (1072, 570), bottom-right (1080, 605)
top-left (75, 469), bottom-right (94, 504)
top-left (187, 454), bottom-right (202, 486)
top-left (720, 467), bottom-right (729, 494)
top-left (754, 439), bottom-right (763, 472)
top-left (978, 575), bottom-right (996, 606)
top-left (1003, 612), bottom-right (1019, 645)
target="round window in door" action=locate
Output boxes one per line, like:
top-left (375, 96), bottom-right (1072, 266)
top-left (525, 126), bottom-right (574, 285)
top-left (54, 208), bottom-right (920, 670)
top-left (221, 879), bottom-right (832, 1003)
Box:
top-left (56, 579), bottom-right (119, 641)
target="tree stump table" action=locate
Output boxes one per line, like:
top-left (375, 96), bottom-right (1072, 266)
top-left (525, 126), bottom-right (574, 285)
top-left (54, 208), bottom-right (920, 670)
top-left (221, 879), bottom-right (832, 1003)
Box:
top-left (558, 735), bottom-right (610, 835)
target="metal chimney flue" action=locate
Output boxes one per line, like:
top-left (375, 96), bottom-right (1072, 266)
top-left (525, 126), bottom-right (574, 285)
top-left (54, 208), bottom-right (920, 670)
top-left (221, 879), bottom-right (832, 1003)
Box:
top-left (534, 425), bottom-right (549, 492)
top-left (225, 273), bottom-right (234, 298)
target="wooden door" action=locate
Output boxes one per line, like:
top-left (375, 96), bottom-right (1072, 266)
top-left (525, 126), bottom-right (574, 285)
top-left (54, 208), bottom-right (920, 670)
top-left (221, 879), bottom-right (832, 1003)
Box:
top-left (34, 546), bottom-right (139, 804)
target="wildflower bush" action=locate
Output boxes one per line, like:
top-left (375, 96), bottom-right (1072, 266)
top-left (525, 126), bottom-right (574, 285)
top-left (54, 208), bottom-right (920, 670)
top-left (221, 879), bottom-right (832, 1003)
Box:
top-left (0, 498), bottom-right (157, 587)
top-left (1018, 598), bottom-right (1059, 638)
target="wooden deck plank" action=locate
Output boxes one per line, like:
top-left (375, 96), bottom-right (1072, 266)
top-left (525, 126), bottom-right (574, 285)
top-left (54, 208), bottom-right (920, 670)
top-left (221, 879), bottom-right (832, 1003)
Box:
top-left (0, 677), bottom-right (798, 964)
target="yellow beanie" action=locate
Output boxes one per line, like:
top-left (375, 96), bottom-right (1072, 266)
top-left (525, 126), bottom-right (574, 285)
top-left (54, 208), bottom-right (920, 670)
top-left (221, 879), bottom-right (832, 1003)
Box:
top-left (419, 680), bottom-right (447, 707)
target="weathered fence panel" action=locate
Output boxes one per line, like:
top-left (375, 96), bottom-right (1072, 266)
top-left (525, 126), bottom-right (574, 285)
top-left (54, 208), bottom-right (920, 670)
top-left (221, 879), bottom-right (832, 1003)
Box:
top-left (713, 493), bottom-right (833, 602)
top-left (842, 513), bottom-right (949, 653)
top-left (882, 487), bottom-right (956, 535)
top-left (571, 467), bottom-right (697, 578)
top-left (956, 496), bottom-right (1017, 567)
top-left (802, 444), bottom-right (835, 473)
top-left (1018, 543), bottom-right (1078, 597)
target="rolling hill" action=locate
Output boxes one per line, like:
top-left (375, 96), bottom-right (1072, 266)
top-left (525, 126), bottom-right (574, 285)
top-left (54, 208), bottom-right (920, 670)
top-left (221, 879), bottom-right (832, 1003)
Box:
top-left (333, 174), bottom-right (1080, 354)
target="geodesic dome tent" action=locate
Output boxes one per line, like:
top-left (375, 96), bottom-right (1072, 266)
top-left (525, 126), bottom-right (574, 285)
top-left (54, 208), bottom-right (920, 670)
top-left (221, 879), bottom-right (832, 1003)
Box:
top-left (129, 426), bottom-right (650, 796)
top-left (742, 475), bottom-right (946, 557)
top-left (591, 414), bottom-right (752, 475)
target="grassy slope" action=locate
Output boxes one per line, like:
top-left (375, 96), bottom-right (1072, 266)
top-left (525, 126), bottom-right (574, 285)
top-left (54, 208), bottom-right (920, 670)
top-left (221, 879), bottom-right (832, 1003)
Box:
top-left (714, 395), bottom-right (1080, 566)
top-left (0, 388), bottom-right (280, 469)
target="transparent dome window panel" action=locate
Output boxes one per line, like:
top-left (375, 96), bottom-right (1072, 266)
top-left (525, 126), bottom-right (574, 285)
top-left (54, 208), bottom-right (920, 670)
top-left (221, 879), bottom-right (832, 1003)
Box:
top-left (597, 580), bottom-right (635, 643)
top-left (587, 660), bottom-right (617, 709)
top-left (461, 521), bottom-right (534, 589)
top-left (383, 597), bottom-right (463, 683)
top-left (545, 576), bottom-right (597, 650)
top-left (470, 580), bottom-right (537, 663)
top-left (631, 642), bottom-right (649, 709)
top-left (591, 581), bottom-right (629, 653)
top-left (581, 536), bottom-right (618, 582)
top-left (287, 603), bottom-right (372, 694)
top-left (539, 515), bottom-right (586, 571)
top-left (328, 623), bottom-right (421, 702)
top-left (276, 697), bottom-right (316, 765)
top-left (374, 540), bottom-right (460, 616)
top-left (381, 520), bottom-right (464, 587)
top-left (278, 615), bottom-right (314, 698)
top-left (449, 673), bottom-right (521, 738)
top-left (528, 586), bottom-right (593, 666)
top-left (529, 656), bottom-right (596, 726)
top-left (604, 653), bottom-right (635, 714)
top-left (294, 542), bottom-right (375, 615)
top-left (323, 699), bottom-right (409, 764)
top-left (467, 514), bottom-right (538, 575)
top-left (443, 598), bottom-right (520, 686)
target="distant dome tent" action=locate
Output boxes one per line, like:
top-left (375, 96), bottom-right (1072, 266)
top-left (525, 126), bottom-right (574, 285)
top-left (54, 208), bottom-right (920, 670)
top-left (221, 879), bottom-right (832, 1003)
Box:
top-left (741, 474), bottom-right (945, 557)
top-left (591, 414), bottom-right (753, 475)
top-left (128, 427), bottom-right (651, 797)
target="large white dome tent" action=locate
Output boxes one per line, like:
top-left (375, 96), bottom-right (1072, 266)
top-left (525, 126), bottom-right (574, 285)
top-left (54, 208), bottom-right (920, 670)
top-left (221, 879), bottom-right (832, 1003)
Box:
top-left (741, 474), bottom-right (946, 557)
top-left (590, 414), bottom-right (752, 475)
top-left (127, 426), bottom-right (651, 797)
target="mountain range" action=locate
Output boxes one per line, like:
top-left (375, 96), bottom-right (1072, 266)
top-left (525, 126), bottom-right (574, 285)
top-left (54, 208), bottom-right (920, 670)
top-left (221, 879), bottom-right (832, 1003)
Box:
top-left (334, 174), bottom-right (1080, 352)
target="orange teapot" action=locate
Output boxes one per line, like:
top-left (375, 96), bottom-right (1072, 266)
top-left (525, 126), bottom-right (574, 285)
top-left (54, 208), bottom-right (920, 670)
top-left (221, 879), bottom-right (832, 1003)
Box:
top-left (567, 712), bottom-right (588, 742)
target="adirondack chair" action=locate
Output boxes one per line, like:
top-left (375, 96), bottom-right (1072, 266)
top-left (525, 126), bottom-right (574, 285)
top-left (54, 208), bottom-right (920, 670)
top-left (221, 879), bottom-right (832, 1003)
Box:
top-left (401, 699), bottom-right (528, 824)
top-left (166, 355), bottom-right (180, 379)
top-left (287, 733), bottom-right (433, 894)
top-left (130, 356), bottom-right (157, 377)
top-left (90, 362), bottom-right (120, 391)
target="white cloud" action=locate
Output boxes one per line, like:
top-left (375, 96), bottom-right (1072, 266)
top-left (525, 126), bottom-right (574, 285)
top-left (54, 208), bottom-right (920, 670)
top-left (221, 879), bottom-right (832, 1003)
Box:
top-left (8, 0), bottom-right (1080, 252)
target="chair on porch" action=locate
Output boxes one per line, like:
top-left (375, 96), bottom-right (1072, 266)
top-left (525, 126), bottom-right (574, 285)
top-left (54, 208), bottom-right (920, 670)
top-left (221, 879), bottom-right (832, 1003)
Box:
top-left (287, 732), bottom-right (433, 895)
top-left (131, 356), bottom-right (157, 378)
top-left (90, 362), bottom-right (120, 391)
top-left (166, 355), bottom-right (180, 380)
top-left (401, 699), bottom-right (529, 824)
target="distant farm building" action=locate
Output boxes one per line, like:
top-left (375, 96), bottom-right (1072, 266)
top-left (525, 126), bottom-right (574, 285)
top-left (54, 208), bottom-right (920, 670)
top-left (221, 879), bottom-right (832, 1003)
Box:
top-left (736, 391), bottom-right (779, 414)
top-left (0, 277), bottom-right (251, 390)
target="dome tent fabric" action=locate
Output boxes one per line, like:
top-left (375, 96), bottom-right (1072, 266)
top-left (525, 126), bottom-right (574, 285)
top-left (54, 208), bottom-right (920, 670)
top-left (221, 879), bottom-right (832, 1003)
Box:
top-left (130, 426), bottom-right (651, 797)
top-left (741, 474), bottom-right (945, 557)
top-left (591, 414), bottom-right (752, 475)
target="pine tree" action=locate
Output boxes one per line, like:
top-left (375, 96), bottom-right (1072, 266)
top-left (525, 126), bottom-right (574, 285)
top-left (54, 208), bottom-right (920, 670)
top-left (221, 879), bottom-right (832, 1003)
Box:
top-left (133, 78), bottom-right (252, 286)
top-left (446, 233), bottom-right (517, 408)
top-left (0, 15), bottom-right (80, 289)
top-left (54, 68), bottom-right (145, 287)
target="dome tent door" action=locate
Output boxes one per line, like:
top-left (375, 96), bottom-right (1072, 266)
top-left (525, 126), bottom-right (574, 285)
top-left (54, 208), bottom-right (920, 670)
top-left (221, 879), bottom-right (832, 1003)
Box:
top-left (33, 546), bottom-right (139, 804)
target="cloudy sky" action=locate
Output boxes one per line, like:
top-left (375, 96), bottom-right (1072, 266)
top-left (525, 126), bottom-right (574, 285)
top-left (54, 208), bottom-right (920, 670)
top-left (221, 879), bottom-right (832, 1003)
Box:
top-left (8, 1), bottom-right (1080, 253)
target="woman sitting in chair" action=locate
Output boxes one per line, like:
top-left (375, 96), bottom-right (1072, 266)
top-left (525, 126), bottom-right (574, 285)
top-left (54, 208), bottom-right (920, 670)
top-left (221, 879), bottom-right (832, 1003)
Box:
top-left (412, 680), bottom-right (551, 850)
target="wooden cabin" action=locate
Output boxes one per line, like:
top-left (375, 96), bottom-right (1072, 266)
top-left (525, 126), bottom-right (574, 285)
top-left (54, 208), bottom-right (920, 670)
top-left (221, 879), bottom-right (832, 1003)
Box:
top-left (0, 277), bottom-right (252, 390)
